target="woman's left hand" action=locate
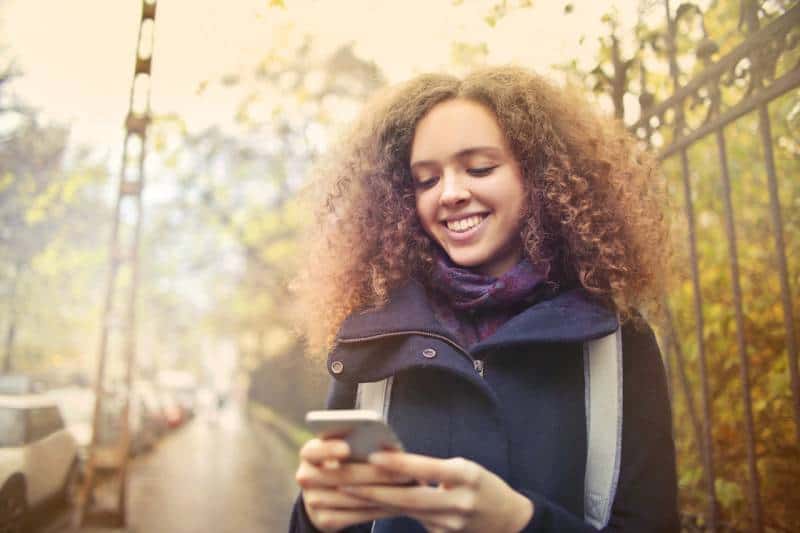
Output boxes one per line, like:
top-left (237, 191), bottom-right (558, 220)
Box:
top-left (340, 451), bottom-right (534, 533)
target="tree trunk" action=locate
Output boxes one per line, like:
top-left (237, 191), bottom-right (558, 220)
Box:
top-left (2, 262), bottom-right (22, 374)
top-left (2, 318), bottom-right (15, 373)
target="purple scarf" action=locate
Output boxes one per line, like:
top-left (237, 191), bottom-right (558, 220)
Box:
top-left (428, 253), bottom-right (551, 348)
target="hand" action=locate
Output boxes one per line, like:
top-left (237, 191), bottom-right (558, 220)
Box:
top-left (339, 452), bottom-right (534, 533)
top-left (295, 438), bottom-right (415, 532)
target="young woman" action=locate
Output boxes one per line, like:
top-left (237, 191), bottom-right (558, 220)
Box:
top-left (289, 66), bottom-right (679, 532)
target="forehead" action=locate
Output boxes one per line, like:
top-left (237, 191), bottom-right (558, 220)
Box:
top-left (410, 98), bottom-right (507, 164)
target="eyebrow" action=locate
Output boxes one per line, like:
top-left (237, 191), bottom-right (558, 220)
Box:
top-left (409, 146), bottom-right (503, 171)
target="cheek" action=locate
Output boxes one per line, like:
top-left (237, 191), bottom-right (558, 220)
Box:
top-left (414, 193), bottom-right (437, 232)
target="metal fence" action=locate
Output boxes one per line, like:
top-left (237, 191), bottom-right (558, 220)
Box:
top-left (618, 2), bottom-right (799, 531)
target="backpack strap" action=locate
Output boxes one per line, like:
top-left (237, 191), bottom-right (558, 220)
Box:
top-left (583, 328), bottom-right (624, 528)
top-left (355, 378), bottom-right (394, 533)
top-left (355, 376), bottom-right (394, 421)
top-left (355, 329), bottom-right (623, 529)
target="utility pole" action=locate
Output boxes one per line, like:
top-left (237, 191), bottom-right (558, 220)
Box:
top-left (78, 0), bottom-right (157, 527)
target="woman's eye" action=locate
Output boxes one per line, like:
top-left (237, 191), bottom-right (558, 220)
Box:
top-left (467, 165), bottom-right (498, 177)
top-left (414, 176), bottom-right (439, 189)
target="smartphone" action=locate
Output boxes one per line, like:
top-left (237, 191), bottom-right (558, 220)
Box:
top-left (305, 409), bottom-right (404, 462)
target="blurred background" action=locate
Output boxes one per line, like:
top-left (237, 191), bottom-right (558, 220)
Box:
top-left (0, 1), bottom-right (797, 532)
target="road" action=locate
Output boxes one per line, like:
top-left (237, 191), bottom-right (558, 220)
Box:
top-left (37, 405), bottom-right (300, 533)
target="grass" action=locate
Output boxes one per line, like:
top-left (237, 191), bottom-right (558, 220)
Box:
top-left (247, 402), bottom-right (312, 449)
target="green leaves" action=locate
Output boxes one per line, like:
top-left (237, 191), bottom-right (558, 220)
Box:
top-left (482, 0), bottom-right (534, 28)
top-left (0, 116), bottom-right (109, 374)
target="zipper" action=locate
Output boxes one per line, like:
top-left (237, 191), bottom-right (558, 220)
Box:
top-left (338, 330), bottom-right (485, 378)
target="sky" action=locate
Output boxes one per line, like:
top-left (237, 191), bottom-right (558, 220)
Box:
top-left (0, 0), bottom-right (643, 150)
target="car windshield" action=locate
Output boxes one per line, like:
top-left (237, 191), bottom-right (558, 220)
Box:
top-left (0, 375), bottom-right (33, 395)
top-left (0, 407), bottom-right (25, 447)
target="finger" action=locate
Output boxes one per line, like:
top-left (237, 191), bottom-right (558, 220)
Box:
top-left (340, 484), bottom-right (472, 513)
top-left (297, 461), bottom-right (415, 489)
top-left (326, 463), bottom-right (415, 486)
top-left (303, 488), bottom-right (383, 511)
top-left (422, 525), bottom-right (445, 533)
top-left (300, 438), bottom-right (350, 465)
top-left (414, 511), bottom-right (469, 531)
top-left (311, 508), bottom-right (398, 532)
top-left (369, 453), bottom-right (480, 487)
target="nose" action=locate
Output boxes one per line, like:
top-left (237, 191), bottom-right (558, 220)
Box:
top-left (439, 170), bottom-right (470, 207)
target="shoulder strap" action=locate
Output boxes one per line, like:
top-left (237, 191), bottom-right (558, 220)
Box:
top-left (583, 328), bottom-right (624, 528)
top-left (356, 379), bottom-right (393, 533)
top-left (355, 377), bottom-right (394, 421)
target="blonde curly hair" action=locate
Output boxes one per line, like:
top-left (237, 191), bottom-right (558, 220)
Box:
top-left (294, 66), bottom-right (669, 351)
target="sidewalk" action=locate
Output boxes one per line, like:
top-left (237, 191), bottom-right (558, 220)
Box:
top-left (71, 405), bottom-right (298, 533)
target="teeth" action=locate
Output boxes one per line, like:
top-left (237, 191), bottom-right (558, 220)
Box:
top-left (446, 215), bottom-right (485, 233)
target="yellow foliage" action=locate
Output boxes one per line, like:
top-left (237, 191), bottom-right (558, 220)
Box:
top-left (0, 172), bottom-right (13, 192)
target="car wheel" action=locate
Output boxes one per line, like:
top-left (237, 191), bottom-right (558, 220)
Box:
top-left (61, 461), bottom-right (83, 506)
top-left (0, 482), bottom-right (28, 533)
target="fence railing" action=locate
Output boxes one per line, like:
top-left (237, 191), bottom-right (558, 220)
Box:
top-left (624, 2), bottom-right (799, 531)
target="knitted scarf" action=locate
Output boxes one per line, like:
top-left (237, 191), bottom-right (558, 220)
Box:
top-left (428, 252), bottom-right (551, 348)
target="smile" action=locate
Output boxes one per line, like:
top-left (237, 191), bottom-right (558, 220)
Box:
top-left (443, 214), bottom-right (487, 233)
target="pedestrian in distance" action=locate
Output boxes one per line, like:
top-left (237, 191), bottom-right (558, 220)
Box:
top-left (289, 65), bottom-right (679, 532)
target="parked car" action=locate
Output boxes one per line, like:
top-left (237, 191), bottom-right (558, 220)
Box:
top-left (158, 371), bottom-right (198, 420)
top-left (91, 383), bottom-right (168, 456)
top-left (46, 386), bottom-right (95, 460)
top-left (0, 375), bottom-right (45, 395)
top-left (158, 391), bottom-right (184, 429)
top-left (134, 381), bottom-right (169, 439)
top-left (0, 394), bottom-right (81, 531)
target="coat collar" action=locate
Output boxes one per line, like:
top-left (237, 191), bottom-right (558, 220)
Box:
top-left (337, 279), bottom-right (619, 350)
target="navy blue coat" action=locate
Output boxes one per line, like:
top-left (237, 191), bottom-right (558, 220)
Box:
top-left (289, 281), bottom-right (679, 532)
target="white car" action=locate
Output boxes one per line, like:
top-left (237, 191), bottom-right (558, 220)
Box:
top-left (46, 387), bottom-right (95, 458)
top-left (0, 394), bottom-right (81, 532)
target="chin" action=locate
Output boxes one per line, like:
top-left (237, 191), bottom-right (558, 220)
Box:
top-left (445, 251), bottom-right (488, 270)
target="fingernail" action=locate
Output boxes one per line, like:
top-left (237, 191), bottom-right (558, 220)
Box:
top-left (322, 459), bottom-right (341, 469)
top-left (333, 442), bottom-right (350, 456)
top-left (368, 452), bottom-right (388, 465)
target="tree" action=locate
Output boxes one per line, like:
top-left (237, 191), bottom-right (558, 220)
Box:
top-left (139, 37), bottom-right (387, 416)
top-left (0, 117), bottom-right (109, 374)
top-left (552, 1), bottom-right (800, 530)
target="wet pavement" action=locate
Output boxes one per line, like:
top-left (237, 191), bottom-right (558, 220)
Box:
top-left (126, 406), bottom-right (298, 533)
top-left (37, 405), bottom-right (300, 533)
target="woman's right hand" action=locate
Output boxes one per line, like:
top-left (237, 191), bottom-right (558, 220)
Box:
top-left (295, 437), bottom-right (413, 532)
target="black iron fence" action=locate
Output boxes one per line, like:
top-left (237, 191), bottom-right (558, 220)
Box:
top-left (622, 2), bottom-right (799, 531)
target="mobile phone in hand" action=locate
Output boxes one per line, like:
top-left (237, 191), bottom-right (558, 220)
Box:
top-left (305, 409), bottom-right (404, 462)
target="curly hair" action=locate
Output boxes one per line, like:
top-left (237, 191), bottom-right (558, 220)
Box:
top-left (294, 66), bottom-right (670, 351)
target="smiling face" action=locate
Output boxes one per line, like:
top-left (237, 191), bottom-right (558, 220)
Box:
top-left (410, 98), bottom-right (527, 278)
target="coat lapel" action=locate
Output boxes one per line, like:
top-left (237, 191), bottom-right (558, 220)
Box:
top-left (329, 280), bottom-right (619, 382)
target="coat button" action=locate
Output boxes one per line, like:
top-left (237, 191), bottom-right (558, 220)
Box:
top-left (421, 348), bottom-right (437, 359)
top-left (331, 360), bottom-right (344, 374)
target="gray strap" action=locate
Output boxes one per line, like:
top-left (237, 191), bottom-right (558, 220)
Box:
top-left (356, 379), bottom-right (394, 533)
top-left (355, 377), bottom-right (393, 421)
top-left (583, 328), bottom-right (623, 528)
